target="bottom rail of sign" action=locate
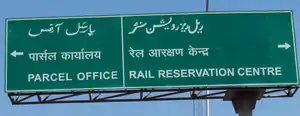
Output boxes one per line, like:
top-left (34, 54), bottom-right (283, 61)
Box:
top-left (6, 86), bottom-right (299, 105)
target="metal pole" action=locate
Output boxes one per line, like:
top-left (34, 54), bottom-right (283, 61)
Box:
top-left (200, 99), bottom-right (203, 116)
top-left (206, 0), bottom-right (209, 12)
top-left (204, 1), bottom-right (210, 116)
top-left (205, 0), bottom-right (210, 115)
top-left (206, 90), bottom-right (210, 116)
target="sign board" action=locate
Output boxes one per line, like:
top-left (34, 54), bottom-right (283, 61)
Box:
top-left (5, 10), bottom-right (299, 92)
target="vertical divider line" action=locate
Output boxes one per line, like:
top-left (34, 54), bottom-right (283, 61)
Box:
top-left (121, 16), bottom-right (125, 87)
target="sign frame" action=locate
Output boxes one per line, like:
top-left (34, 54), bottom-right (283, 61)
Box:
top-left (5, 10), bottom-right (299, 93)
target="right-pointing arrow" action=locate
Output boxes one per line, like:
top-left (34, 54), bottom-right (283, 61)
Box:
top-left (278, 42), bottom-right (291, 50)
top-left (11, 50), bottom-right (24, 57)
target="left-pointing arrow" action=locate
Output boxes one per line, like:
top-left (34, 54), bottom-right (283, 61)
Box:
top-left (11, 50), bottom-right (24, 57)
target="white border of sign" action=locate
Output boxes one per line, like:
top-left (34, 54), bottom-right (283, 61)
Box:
top-left (5, 10), bottom-right (299, 93)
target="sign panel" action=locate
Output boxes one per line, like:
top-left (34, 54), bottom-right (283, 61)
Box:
top-left (5, 10), bottom-right (299, 92)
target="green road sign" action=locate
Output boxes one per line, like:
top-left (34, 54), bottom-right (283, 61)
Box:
top-left (5, 10), bottom-right (299, 92)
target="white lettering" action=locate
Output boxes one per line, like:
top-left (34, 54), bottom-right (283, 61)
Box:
top-left (129, 70), bottom-right (155, 79)
top-left (61, 49), bottom-right (101, 60)
top-left (130, 71), bottom-right (137, 79)
top-left (28, 74), bottom-right (35, 82)
top-left (77, 71), bottom-right (118, 81)
top-left (275, 67), bottom-right (282, 75)
top-left (238, 68), bottom-right (245, 76)
top-left (158, 70), bottom-right (166, 78)
top-left (157, 68), bottom-right (235, 78)
top-left (111, 71), bottom-right (118, 79)
top-left (28, 73), bottom-right (71, 82)
top-left (237, 67), bottom-right (282, 76)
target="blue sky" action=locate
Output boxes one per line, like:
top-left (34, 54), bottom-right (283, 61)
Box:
top-left (1, 0), bottom-right (300, 116)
